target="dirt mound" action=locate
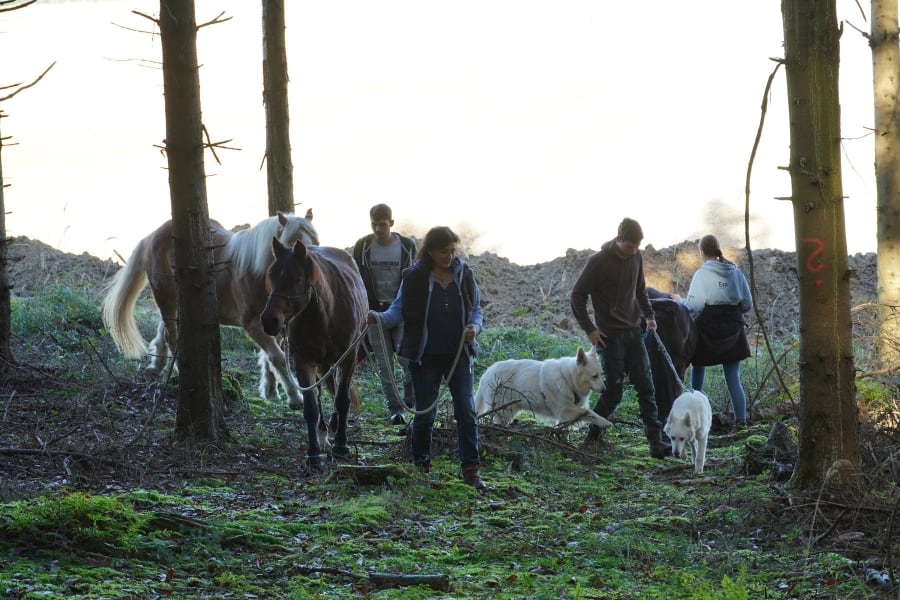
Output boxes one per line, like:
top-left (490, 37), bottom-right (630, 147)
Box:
top-left (8, 236), bottom-right (120, 297)
top-left (7, 236), bottom-right (879, 344)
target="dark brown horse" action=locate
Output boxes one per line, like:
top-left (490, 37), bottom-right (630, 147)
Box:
top-left (645, 288), bottom-right (697, 421)
top-left (260, 237), bottom-right (368, 469)
top-left (101, 211), bottom-right (318, 409)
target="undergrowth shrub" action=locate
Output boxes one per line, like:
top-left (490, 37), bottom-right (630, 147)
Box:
top-left (478, 328), bottom-right (583, 376)
top-left (12, 282), bottom-right (101, 339)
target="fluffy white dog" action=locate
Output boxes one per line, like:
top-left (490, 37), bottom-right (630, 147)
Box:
top-left (664, 390), bottom-right (713, 474)
top-left (475, 346), bottom-right (612, 429)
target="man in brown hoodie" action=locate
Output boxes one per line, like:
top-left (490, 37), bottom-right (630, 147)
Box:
top-left (570, 217), bottom-right (672, 459)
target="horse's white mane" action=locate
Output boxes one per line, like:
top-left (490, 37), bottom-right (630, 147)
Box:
top-left (227, 213), bottom-right (318, 276)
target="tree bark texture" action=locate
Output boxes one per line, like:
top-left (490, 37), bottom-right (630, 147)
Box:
top-left (159, 0), bottom-right (227, 441)
top-left (872, 0), bottom-right (900, 371)
top-left (781, 0), bottom-right (861, 490)
top-left (262, 0), bottom-right (295, 215)
top-left (0, 117), bottom-right (14, 375)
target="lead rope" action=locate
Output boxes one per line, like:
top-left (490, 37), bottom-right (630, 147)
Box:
top-left (649, 328), bottom-right (690, 394)
top-left (369, 311), bottom-right (467, 416)
top-left (282, 322), bottom-right (371, 393)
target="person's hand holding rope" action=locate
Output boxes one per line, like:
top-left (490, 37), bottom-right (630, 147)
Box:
top-left (367, 310), bottom-right (467, 417)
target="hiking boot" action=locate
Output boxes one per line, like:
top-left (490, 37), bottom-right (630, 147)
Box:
top-left (390, 412), bottom-right (407, 426)
top-left (414, 457), bottom-right (431, 473)
top-left (581, 423), bottom-right (606, 447)
top-left (649, 438), bottom-right (672, 459)
top-left (461, 462), bottom-right (487, 491)
top-left (733, 419), bottom-right (748, 431)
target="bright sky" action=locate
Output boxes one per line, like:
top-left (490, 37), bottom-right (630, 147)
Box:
top-left (0, 0), bottom-right (878, 266)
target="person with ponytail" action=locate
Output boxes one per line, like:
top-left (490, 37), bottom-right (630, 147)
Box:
top-left (682, 235), bottom-right (753, 430)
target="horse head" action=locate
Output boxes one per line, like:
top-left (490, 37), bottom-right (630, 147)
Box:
top-left (276, 210), bottom-right (319, 246)
top-left (260, 237), bottom-right (317, 337)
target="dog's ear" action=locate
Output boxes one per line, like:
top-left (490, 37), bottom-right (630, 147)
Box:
top-left (576, 347), bottom-right (586, 365)
top-left (684, 412), bottom-right (692, 428)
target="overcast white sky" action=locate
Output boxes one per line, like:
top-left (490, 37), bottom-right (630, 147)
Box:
top-left (1, 0), bottom-right (878, 265)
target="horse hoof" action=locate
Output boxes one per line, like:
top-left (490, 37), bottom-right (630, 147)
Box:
top-left (306, 454), bottom-right (326, 471)
top-left (332, 445), bottom-right (350, 458)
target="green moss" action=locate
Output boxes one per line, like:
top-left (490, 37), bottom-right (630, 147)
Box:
top-left (0, 491), bottom-right (146, 555)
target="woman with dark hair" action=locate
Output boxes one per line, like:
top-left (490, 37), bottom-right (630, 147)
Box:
top-left (682, 234), bottom-right (753, 430)
top-left (368, 226), bottom-right (487, 490)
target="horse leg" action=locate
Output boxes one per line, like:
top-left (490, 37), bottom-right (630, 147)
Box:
top-left (163, 317), bottom-right (179, 373)
top-left (329, 363), bottom-right (355, 458)
top-left (146, 320), bottom-right (170, 374)
top-left (257, 350), bottom-right (280, 401)
top-left (246, 326), bottom-right (302, 409)
top-left (298, 367), bottom-right (328, 471)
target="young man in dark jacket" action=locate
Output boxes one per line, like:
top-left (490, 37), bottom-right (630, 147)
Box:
top-left (570, 217), bottom-right (671, 458)
top-left (352, 204), bottom-right (418, 424)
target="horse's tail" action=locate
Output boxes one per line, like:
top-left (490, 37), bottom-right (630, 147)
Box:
top-left (101, 236), bottom-right (151, 358)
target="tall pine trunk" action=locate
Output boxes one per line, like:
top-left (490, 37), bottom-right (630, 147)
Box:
top-left (872, 0), bottom-right (900, 372)
top-left (262, 0), bottom-right (295, 215)
top-left (159, 0), bottom-right (227, 441)
top-left (0, 118), bottom-right (13, 376)
top-left (781, 0), bottom-right (861, 490)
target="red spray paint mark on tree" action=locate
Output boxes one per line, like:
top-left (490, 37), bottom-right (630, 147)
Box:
top-left (801, 237), bottom-right (825, 286)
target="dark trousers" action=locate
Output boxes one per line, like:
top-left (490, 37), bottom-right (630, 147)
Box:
top-left (409, 355), bottom-right (480, 465)
top-left (593, 328), bottom-right (663, 440)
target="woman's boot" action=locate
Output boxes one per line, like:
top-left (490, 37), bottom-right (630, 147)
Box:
top-left (461, 462), bottom-right (487, 491)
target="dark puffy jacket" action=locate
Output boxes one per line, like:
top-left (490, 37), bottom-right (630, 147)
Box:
top-left (691, 304), bottom-right (750, 367)
top-left (378, 258), bottom-right (484, 364)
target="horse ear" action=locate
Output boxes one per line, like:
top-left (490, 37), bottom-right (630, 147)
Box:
top-left (292, 239), bottom-right (308, 262)
top-left (277, 211), bottom-right (287, 226)
top-left (305, 208), bottom-right (314, 221)
top-left (272, 236), bottom-right (288, 258)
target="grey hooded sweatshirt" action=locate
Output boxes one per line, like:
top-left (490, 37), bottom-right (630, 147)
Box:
top-left (682, 259), bottom-right (752, 319)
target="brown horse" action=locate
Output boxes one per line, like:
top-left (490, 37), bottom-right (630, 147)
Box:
top-left (260, 237), bottom-right (367, 469)
top-left (645, 288), bottom-right (697, 422)
top-left (101, 211), bottom-right (318, 408)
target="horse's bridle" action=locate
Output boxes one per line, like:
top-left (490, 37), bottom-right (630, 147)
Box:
top-left (266, 281), bottom-right (316, 304)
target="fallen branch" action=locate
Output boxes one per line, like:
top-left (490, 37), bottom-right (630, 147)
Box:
top-left (368, 573), bottom-right (451, 591)
top-left (671, 475), bottom-right (721, 486)
top-left (478, 423), bottom-right (600, 461)
top-left (0, 447), bottom-right (119, 466)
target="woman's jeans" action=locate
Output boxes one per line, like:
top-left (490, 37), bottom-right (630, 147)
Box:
top-left (691, 361), bottom-right (747, 422)
top-left (409, 355), bottom-right (480, 466)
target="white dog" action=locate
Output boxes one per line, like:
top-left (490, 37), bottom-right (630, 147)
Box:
top-left (664, 390), bottom-right (713, 474)
top-left (475, 346), bottom-right (612, 429)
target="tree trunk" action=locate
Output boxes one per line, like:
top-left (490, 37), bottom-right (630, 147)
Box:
top-left (872, 0), bottom-right (900, 372)
top-left (781, 0), bottom-right (861, 490)
top-left (159, 0), bottom-right (227, 441)
top-left (262, 0), bottom-right (295, 215)
top-left (0, 117), bottom-right (14, 377)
